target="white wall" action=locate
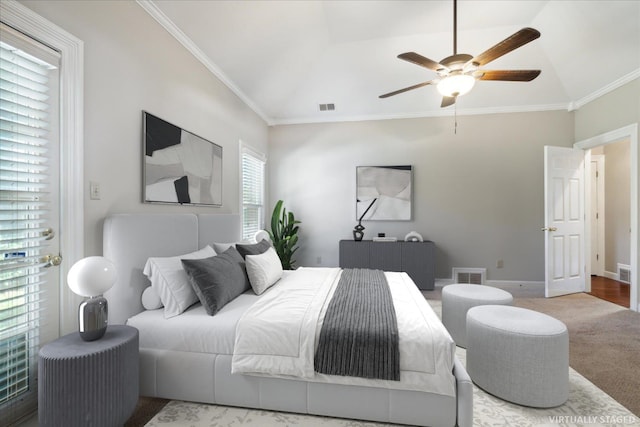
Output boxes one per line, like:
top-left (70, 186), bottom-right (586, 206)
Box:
top-left (269, 111), bottom-right (574, 281)
top-left (18, 0), bottom-right (268, 333)
top-left (20, 0), bottom-right (269, 258)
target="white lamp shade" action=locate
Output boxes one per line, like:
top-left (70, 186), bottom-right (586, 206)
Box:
top-left (67, 256), bottom-right (117, 297)
top-left (437, 74), bottom-right (476, 97)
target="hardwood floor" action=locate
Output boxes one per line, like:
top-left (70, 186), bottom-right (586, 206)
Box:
top-left (588, 275), bottom-right (630, 308)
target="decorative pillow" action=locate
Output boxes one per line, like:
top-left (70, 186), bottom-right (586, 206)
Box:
top-left (212, 240), bottom-right (251, 254)
top-left (212, 242), bottom-right (235, 254)
top-left (236, 239), bottom-right (271, 258)
top-left (245, 247), bottom-right (283, 295)
top-left (143, 245), bottom-right (216, 318)
top-left (181, 247), bottom-right (251, 316)
top-left (141, 286), bottom-right (163, 310)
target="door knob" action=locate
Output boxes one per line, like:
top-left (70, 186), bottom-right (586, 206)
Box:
top-left (541, 227), bottom-right (558, 232)
top-left (41, 254), bottom-right (63, 267)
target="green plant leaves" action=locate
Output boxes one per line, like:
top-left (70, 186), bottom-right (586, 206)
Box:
top-left (268, 200), bottom-right (301, 270)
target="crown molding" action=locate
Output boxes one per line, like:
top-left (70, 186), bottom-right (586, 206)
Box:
top-left (570, 68), bottom-right (640, 111)
top-left (136, 0), bottom-right (271, 125)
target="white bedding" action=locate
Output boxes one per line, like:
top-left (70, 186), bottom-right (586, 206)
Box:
top-left (232, 267), bottom-right (456, 397)
top-left (127, 291), bottom-right (260, 354)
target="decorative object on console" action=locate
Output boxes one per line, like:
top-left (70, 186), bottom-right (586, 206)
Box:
top-left (353, 197), bottom-right (377, 241)
top-left (356, 166), bottom-right (412, 220)
top-left (404, 231), bottom-right (424, 242)
top-left (268, 200), bottom-right (301, 270)
top-left (67, 256), bottom-right (117, 341)
top-left (143, 111), bottom-right (222, 206)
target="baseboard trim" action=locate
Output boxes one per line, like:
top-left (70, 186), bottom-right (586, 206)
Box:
top-left (436, 278), bottom-right (544, 288)
top-left (603, 270), bottom-right (619, 281)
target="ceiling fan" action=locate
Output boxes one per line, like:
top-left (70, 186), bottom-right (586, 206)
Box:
top-left (379, 0), bottom-right (541, 107)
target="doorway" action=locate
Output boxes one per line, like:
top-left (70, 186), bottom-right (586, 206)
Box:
top-left (587, 140), bottom-right (631, 308)
top-left (575, 123), bottom-right (638, 312)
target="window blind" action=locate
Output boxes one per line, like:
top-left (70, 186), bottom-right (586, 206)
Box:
top-left (241, 148), bottom-right (265, 241)
top-left (0, 26), bottom-right (59, 423)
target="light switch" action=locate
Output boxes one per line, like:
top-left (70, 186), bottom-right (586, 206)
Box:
top-left (90, 182), bottom-right (101, 200)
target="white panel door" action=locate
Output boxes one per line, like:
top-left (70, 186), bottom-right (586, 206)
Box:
top-left (544, 146), bottom-right (585, 297)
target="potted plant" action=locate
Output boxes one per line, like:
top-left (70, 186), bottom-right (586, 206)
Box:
top-left (268, 200), bottom-right (301, 270)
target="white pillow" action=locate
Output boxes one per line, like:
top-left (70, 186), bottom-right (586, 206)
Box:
top-left (245, 247), bottom-right (283, 295)
top-left (141, 286), bottom-right (163, 310)
top-left (143, 245), bottom-right (216, 318)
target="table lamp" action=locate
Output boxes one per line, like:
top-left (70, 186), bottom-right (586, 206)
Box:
top-left (67, 256), bottom-right (117, 341)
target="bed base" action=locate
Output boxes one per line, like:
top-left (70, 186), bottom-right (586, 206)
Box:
top-left (139, 348), bottom-right (472, 427)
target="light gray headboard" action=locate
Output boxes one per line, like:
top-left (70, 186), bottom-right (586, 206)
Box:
top-left (103, 213), bottom-right (241, 324)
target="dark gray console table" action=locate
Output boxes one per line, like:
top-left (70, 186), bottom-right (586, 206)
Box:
top-left (38, 325), bottom-right (139, 427)
top-left (339, 240), bottom-right (435, 290)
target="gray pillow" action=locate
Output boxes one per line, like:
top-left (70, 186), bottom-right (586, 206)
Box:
top-left (236, 239), bottom-right (271, 258)
top-left (181, 247), bottom-right (250, 316)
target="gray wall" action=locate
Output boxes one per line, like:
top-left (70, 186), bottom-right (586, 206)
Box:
top-left (269, 111), bottom-right (574, 281)
top-left (604, 139), bottom-right (631, 272)
top-left (20, 0), bottom-right (269, 258)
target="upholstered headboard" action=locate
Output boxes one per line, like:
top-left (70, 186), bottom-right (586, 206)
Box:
top-left (103, 213), bottom-right (241, 324)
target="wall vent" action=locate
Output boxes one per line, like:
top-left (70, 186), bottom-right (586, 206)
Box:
top-left (452, 268), bottom-right (486, 285)
top-left (319, 103), bottom-right (335, 111)
top-left (618, 263), bottom-right (631, 284)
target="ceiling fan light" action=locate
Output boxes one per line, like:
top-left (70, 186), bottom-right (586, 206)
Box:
top-left (437, 74), bottom-right (476, 97)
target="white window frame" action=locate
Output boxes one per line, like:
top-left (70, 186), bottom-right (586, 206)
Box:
top-left (240, 141), bottom-right (266, 241)
top-left (1, 0), bottom-right (85, 334)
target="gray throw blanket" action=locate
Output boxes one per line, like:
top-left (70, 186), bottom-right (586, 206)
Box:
top-left (314, 268), bottom-right (400, 381)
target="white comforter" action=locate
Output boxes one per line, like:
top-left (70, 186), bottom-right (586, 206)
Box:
top-left (232, 267), bottom-right (456, 397)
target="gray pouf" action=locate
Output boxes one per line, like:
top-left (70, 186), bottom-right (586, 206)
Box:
top-left (466, 305), bottom-right (569, 408)
top-left (441, 284), bottom-right (513, 348)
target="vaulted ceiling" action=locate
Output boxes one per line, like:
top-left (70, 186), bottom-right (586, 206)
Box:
top-left (140, 0), bottom-right (640, 125)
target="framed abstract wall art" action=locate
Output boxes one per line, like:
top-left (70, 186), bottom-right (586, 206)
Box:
top-left (143, 111), bottom-right (222, 206)
top-left (356, 165), bottom-right (412, 220)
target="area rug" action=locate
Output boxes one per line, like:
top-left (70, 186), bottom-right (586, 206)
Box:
top-left (144, 299), bottom-right (638, 426)
top-left (144, 355), bottom-right (636, 427)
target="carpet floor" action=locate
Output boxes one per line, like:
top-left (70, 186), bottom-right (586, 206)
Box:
top-left (125, 289), bottom-right (640, 426)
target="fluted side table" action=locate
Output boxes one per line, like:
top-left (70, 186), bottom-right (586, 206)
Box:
top-left (38, 325), bottom-right (139, 427)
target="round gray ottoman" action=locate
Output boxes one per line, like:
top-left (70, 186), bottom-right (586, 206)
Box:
top-left (441, 284), bottom-right (513, 348)
top-left (466, 305), bottom-right (569, 408)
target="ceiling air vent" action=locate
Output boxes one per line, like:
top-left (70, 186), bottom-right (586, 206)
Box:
top-left (452, 268), bottom-right (486, 285)
top-left (618, 263), bottom-right (631, 284)
top-left (319, 103), bottom-right (335, 111)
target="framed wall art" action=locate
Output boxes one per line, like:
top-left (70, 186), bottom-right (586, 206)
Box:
top-left (356, 165), bottom-right (412, 220)
top-left (143, 111), bottom-right (222, 206)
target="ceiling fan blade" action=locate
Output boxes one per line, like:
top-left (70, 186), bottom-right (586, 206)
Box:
top-left (379, 81), bottom-right (434, 98)
top-left (476, 69), bottom-right (541, 81)
top-left (398, 52), bottom-right (444, 72)
top-left (441, 96), bottom-right (456, 108)
top-left (470, 28), bottom-right (541, 67)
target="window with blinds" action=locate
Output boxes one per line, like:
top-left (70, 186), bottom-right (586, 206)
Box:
top-left (0, 26), bottom-right (60, 423)
top-left (241, 147), bottom-right (266, 241)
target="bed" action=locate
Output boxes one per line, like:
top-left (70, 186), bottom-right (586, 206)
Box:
top-left (103, 213), bottom-right (473, 427)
